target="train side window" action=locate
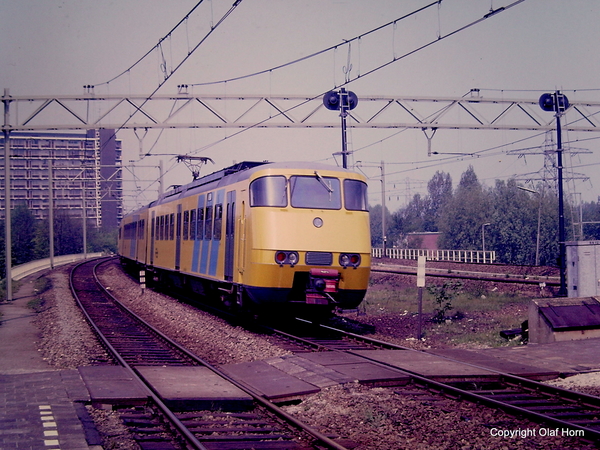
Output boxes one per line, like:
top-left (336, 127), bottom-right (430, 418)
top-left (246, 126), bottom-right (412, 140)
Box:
top-left (169, 214), bottom-right (175, 240)
top-left (156, 216), bottom-right (160, 240)
top-left (213, 204), bottom-right (223, 240)
top-left (250, 176), bottom-right (287, 207)
top-left (190, 209), bottom-right (196, 240)
top-left (344, 179), bottom-right (369, 211)
top-left (183, 210), bottom-right (189, 240)
top-left (205, 206), bottom-right (213, 240)
top-left (197, 208), bottom-right (205, 240)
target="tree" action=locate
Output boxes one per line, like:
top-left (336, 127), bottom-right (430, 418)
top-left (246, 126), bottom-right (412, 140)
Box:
top-left (11, 203), bottom-right (36, 266)
top-left (536, 191), bottom-right (561, 267)
top-left (0, 220), bottom-right (4, 279)
top-left (401, 193), bottom-right (430, 233)
top-left (87, 227), bottom-right (117, 254)
top-left (55, 212), bottom-right (84, 256)
top-left (426, 171), bottom-right (453, 232)
top-left (369, 204), bottom-right (392, 247)
top-left (437, 166), bottom-right (491, 250)
top-left (580, 201), bottom-right (600, 240)
top-left (489, 179), bottom-right (537, 264)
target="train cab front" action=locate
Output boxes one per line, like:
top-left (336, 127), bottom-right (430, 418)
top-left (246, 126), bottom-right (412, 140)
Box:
top-left (243, 164), bottom-right (371, 316)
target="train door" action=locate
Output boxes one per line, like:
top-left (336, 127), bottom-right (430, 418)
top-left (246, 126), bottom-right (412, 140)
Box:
top-left (225, 190), bottom-right (236, 281)
top-left (150, 211), bottom-right (155, 266)
top-left (175, 204), bottom-right (182, 270)
top-left (237, 199), bottom-right (246, 278)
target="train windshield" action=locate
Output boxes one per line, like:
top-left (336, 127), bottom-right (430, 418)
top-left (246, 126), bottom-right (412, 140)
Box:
top-left (344, 179), bottom-right (369, 211)
top-left (250, 176), bottom-right (288, 207)
top-left (290, 174), bottom-right (341, 209)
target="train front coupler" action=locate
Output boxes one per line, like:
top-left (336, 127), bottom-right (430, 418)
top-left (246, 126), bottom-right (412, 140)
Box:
top-left (306, 268), bottom-right (340, 305)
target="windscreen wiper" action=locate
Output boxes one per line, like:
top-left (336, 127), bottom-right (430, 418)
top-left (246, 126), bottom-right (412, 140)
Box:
top-left (314, 171), bottom-right (333, 193)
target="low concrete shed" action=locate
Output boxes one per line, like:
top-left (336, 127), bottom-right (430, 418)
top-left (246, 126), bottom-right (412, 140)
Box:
top-left (529, 297), bottom-right (600, 344)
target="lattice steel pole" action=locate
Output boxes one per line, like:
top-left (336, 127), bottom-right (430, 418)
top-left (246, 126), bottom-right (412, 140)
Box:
top-left (3, 89), bottom-right (12, 301)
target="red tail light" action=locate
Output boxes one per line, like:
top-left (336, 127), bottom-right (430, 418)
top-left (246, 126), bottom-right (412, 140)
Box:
top-left (339, 253), bottom-right (361, 268)
top-left (275, 251), bottom-right (299, 267)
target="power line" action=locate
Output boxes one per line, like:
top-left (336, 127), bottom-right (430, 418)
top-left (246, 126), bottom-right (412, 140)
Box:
top-left (92, 0), bottom-right (208, 87)
top-left (99, 0), bottom-right (243, 164)
top-left (184, 1), bottom-right (526, 157)
top-left (188, 0), bottom-right (442, 87)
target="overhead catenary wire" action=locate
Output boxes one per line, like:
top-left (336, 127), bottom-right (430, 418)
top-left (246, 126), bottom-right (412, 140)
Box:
top-left (184, 0), bottom-right (526, 158)
top-left (101, 0), bottom-right (243, 163)
top-left (124, 0), bottom-right (528, 210)
top-left (93, 0), bottom-right (208, 87)
top-left (189, 0), bottom-right (442, 87)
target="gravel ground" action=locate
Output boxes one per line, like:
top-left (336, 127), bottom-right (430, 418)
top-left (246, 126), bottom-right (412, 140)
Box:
top-left (31, 260), bottom-right (600, 450)
top-left (34, 267), bottom-right (110, 367)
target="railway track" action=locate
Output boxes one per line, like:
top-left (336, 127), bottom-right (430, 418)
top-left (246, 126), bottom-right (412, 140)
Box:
top-left (371, 262), bottom-right (561, 286)
top-left (272, 318), bottom-right (600, 445)
top-left (70, 257), bottom-right (353, 450)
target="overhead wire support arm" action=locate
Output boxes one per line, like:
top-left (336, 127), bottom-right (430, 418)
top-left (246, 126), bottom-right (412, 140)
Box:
top-left (8, 92), bottom-right (600, 132)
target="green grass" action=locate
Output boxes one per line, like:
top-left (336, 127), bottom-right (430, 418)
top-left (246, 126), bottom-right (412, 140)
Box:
top-left (365, 281), bottom-right (529, 315)
top-left (364, 276), bottom-right (531, 347)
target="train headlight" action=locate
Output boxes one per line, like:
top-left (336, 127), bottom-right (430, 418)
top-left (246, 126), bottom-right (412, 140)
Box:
top-left (288, 252), bottom-right (299, 266)
top-left (275, 251), bottom-right (299, 267)
top-left (339, 253), bottom-right (361, 268)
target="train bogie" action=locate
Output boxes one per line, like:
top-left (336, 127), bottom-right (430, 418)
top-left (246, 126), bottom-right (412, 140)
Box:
top-left (118, 161), bottom-right (371, 316)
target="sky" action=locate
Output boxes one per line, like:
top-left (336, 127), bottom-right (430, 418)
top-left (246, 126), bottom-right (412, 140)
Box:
top-left (2, 0), bottom-right (600, 214)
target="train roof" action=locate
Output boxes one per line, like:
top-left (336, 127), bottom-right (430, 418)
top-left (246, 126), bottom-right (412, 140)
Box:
top-left (126, 160), bottom-right (359, 216)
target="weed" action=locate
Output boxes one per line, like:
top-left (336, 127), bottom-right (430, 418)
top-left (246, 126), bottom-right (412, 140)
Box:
top-left (427, 281), bottom-right (462, 323)
top-left (360, 405), bottom-right (387, 427)
top-left (27, 296), bottom-right (45, 312)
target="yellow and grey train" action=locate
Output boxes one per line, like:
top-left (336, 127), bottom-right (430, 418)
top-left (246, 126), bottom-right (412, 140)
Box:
top-left (118, 161), bottom-right (371, 315)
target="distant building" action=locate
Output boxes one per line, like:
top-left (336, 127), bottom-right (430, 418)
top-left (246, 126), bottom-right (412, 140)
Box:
top-left (406, 232), bottom-right (441, 250)
top-left (0, 130), bottom-right (122, 229)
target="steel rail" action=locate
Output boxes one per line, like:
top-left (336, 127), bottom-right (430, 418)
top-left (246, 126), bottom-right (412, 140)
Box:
top-left (70, 257), bottom-right (209, 450)
top-left (88, 258), bottom-right (350, 450)
top-left (293, 318), bottom-right (600, 443)
top-left (371, 265), bottom-right (561, 286)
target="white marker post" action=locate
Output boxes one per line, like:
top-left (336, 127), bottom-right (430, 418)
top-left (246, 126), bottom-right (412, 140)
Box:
top-left (416, 255), bottom-right (426, 340)
top-left (139, 270), bottom-right (146, 294)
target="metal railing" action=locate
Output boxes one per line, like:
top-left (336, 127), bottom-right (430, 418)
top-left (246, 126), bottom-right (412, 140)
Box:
top-left (372, 248), bottom-right (496, 264)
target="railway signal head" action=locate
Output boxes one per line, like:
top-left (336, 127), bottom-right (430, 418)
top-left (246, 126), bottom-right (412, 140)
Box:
top-left (539, 92), bottom-right (569, 113)
top-left (323, 89), bottom-right (358, 111)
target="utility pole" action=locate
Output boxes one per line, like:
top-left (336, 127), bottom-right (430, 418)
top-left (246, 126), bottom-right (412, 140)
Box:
top-left (339, 89), bottom-right (350, 169)
top-left (48, 160), bottom-right (54, 269)
top-left (539, 91), bottom-right (569, 296)
top-left (381, 161), bottom-right (387, 253)
top-left (323, 88), bottom-right (358, 169)
top-left (3, 89), bottom-right (12, 301)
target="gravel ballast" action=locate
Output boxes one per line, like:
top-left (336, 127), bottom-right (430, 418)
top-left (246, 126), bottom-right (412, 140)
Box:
top-left (30, 260), bottom-right (600, 449)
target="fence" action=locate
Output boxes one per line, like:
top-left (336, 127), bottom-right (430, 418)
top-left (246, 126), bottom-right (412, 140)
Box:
top-left (372, 248), bottom-right (496, 264)
top-left (12, 253), bottom-right (104, 281)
